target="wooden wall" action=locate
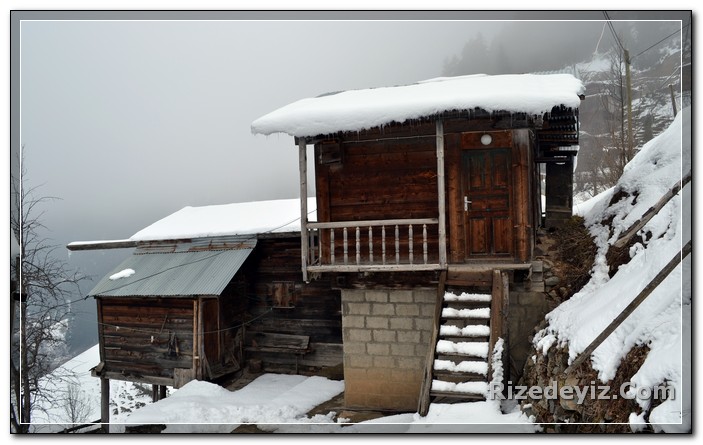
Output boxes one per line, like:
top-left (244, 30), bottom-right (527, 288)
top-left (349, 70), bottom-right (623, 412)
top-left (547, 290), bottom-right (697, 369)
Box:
top-left (313, 117), bottom-right (537, 265)
top-left (243, 236), bottom-right (342, 344)
top-left (97, 297), bottom-right (195, 383)
top-left (240, 236), bottom-right (343, 370)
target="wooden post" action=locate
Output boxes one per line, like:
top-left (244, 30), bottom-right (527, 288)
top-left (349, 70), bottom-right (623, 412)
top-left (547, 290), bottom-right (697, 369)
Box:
top-left (192, 299), bottom-right (199, 380)
top-left (436, 119), bottom-right (448, 268)
top-left (101, 378), bottom-right (110, 433)
top-left (669, 84), bottom-right (678, 117)
top-left (159, 385), bottom-right (167, 400)
top-left (418, 271), bottom-right (446, 416)
top-left (298, 139), bottom-right (309, 282)
top-left (197, 298), bottom-right (204, 380)
top-left (564, 240), bottom-right (691, 375)
top-left (488, 270), bottom-right (503, 379)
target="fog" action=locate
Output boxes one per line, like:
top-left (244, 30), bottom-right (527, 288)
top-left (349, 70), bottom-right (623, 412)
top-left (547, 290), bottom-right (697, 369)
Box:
top-left (12, 11), bottom-right (688, 353)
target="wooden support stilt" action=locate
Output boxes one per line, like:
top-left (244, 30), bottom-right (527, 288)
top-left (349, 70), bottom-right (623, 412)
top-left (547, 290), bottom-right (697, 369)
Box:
top-left (101, 378), bottom-right (110, 433)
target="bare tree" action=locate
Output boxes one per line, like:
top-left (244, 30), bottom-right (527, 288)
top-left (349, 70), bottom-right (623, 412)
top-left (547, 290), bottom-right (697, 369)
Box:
top-left (10, 152), bottom-right (86, 433)
top-left (62, 381), bottom-right (93, 426)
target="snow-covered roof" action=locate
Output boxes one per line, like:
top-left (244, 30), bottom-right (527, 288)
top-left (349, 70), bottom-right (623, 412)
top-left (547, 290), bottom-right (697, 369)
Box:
top-left (251, 74), bottom-right (585, 138)
top-left (130, 197), bottom-right (316, 242)
top-left (67, 197), bottom-right (316, 249)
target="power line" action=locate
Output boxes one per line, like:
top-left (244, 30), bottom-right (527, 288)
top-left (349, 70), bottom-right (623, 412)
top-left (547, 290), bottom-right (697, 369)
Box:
top-left (603, 11), bottom-right (625, 53)
top-left (631, 23), bottom-right (691, 61)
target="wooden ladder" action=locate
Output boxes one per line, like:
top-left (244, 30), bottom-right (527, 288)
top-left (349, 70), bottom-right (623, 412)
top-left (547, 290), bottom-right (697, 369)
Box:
top-left (419, 269), bottom-right (509, 415)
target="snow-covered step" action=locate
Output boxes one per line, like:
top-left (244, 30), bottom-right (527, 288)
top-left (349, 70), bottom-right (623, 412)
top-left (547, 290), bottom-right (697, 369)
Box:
top-left (441, 307), bottom-right (490, 319)
top-left (443, 291), bottom-right (492, 303)
top-left (433, 359), bottom-right (488, 376)
top-left (431, 379), bottom-right (489, 396)
top-left (435, 340), bottom-right (489, 358)
top-left (439, 324), bottom-right (491, 338)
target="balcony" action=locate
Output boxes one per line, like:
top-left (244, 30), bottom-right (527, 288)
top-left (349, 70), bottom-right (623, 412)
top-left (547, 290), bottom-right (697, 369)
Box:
top-left (303, 218), bottom-right (445, 274)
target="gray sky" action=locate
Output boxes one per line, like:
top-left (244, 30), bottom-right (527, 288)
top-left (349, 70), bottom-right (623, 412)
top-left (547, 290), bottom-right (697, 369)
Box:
top-left (19, 19), bottom-right (507, 245)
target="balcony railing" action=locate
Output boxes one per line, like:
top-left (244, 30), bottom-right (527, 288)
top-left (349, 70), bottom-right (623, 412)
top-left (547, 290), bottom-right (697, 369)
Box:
top-left (304, 218), bottom-right (443, 273)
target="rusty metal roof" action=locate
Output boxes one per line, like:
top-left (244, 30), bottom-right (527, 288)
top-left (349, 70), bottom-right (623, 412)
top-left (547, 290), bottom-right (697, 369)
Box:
top-left (88, 237), bottom-right (256, 298)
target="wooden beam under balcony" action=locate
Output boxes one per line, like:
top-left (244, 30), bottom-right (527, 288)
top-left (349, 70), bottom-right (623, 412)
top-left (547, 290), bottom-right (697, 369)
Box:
top-left (307, 263), bottom-right (443, 273)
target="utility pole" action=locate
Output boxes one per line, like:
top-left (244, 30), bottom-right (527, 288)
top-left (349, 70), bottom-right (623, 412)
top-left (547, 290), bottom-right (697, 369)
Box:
top-left (669, 84), bottom-right (678, 117)
top-left (624, 49), bottom-right (634, 160)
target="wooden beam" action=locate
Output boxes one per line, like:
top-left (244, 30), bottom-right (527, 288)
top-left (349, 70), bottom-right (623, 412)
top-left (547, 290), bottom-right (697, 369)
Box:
top-left (299, 140), bottom-right (309, 283)
top-left (613, 171), bottom-right (691, 249)
top-left (308, 218), bottom-right (438, 229)
top-left (436, 119), bottom-right (448, 268)
top-left (66, 239), bottom-right (137, 251)
top-left (418, 270), bottom-right (446, 416)
top-left (307, 263), bottom-right (443, 273)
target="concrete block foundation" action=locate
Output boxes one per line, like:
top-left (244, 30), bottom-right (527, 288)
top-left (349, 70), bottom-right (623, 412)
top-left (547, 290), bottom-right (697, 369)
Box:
top-left (341, 288), bottom-right (436, 411)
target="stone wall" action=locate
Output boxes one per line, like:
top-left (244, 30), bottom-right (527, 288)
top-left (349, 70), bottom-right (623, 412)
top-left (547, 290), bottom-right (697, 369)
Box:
top-left (340, 288), bottom-right (436, 411)
top-left (508, 289), bottom-right (553, 381)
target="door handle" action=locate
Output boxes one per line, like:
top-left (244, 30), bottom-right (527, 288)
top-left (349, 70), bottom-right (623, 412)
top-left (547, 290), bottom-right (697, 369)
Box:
top-left (464, 196), bottom-right (472, 211)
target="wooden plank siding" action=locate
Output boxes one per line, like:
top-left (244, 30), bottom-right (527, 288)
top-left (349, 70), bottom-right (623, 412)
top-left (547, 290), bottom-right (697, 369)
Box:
top-left (314, 118), bottom-right (537, 267)
top-left (244, 237), bottom-right (343, 345)
top-left (97, 297), bottom-right (195, 380)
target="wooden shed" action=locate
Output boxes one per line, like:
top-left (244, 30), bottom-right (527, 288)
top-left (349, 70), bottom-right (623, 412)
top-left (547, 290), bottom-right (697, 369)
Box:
top-left (69, 198), bottom-right (342, 428)
top-left (252, 73), bottom-right (585, 412)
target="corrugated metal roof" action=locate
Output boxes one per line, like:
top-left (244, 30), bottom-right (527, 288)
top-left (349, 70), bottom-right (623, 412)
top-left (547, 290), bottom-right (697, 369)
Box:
top-left (89, 240), bottom-right (256, 297)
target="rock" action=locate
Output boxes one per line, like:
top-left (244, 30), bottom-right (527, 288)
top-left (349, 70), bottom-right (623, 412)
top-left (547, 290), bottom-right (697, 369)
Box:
top-left (545, 276), bottom-right (561, 287)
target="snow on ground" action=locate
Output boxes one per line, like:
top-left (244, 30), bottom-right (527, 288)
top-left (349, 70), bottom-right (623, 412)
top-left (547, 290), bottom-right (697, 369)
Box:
top-left (252, 73), bottom-right (584, 138)
top-left (31, 341), bottom-right (536, 434)
top-left (534, 107), bottom-right (691, 432)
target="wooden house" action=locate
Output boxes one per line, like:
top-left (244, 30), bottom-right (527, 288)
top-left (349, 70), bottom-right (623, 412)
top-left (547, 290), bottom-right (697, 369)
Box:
top-left (68, 198), bottom-right (342, 428)
top-left (252, 73), bottom-right (585, 413)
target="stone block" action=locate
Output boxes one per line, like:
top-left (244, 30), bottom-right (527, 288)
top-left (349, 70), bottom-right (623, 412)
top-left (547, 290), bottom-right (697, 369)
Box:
top-left (390, 343), bottom-right (416, 357)
top-left (372, 329), bottom-right (397, 343)
top-left (367, 343), bottom-right (390, 356)
top-left (397, 356), bottom-right (424, 370)
top-left (346, 328), bottom-right (372, 342)
top-left (365, 290), bottom-right (389, 303)
top-left (413, 317), bottom-right (433, 331)
top-left (373, 355), bottom-right (396, 368)
top-left (343, 342), bottom-right (366, 355)
top-left (347, 354), bottom-right (373, 368)
top-left (390, 317), bottom-right (414, 330)
top-left (372, 303), bottom-right (395, 316)
top-left (388, 290), bottom-right (414, 303)
top-left (413, 289), bottom-right (436, 304)
top-left (342, 315), bottom-right (365, 329)
top-left (395, 304), bottom-right (419, 316)
top-left (366, 316), bottom-right (389, 329)
top-left (346, 302), bottom-right (371, 315)
top-left (397, 330), bottom-right (421, 343)
top-left (341, 290), bottom-right (367, 303)
top-left (419, 303), bottom-right (436, 317)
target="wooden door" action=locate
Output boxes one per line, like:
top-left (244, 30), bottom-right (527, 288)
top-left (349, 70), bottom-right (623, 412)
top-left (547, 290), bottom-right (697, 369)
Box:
top-left (201, 298), bottom-right (220, 366)
top-left (462, 149), bottom-right (513, 258)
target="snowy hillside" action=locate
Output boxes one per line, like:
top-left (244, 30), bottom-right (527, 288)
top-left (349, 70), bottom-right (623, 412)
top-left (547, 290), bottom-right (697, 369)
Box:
top-left (534, 107), bottom-right (690, 432)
